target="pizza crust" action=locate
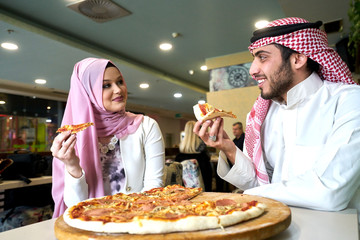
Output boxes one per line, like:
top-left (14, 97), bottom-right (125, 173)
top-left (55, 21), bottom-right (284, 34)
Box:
top-left (63, 202), bottom-right (266, 234)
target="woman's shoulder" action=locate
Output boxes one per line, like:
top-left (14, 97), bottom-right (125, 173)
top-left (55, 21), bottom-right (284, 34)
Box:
top-left (141, 115), bottom-right (157, 125)
top-left (136, 115), bottom-right (160, 133)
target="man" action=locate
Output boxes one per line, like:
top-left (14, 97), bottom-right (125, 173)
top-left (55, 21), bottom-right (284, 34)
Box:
top-left (232, 122), bottom-right (245, 151)
top-left (193, 17), bottom-right (360, 226)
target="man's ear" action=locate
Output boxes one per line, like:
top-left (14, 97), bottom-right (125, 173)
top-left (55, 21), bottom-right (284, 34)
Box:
top-left (291, 53), bottom-right (308, 70)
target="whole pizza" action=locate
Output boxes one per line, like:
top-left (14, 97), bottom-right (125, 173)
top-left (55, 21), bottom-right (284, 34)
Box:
top-left (63, 185), bottom-right (267, 234)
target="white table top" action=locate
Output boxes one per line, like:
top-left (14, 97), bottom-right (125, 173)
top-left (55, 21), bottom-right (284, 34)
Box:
top-left (0, 207), bottom-right (358, 240)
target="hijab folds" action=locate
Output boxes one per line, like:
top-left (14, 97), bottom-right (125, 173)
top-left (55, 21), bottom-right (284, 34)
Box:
top-left (52, 58), bottom-right (143, 217)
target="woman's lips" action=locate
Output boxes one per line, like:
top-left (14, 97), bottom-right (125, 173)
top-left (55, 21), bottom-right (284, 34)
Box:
top-left (112, 96), bottom-right (123, 102)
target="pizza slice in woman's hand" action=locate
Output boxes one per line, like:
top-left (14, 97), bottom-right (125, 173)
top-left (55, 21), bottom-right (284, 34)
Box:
top-left (193, 103), bottom-right (236, 121)
top-left (56, 122), bottom-right (94, 134)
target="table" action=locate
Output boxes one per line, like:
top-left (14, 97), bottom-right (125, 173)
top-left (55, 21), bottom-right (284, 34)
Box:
top-left (0, 176), bottom-right (52, 191)
top-left (0, 176), bottom-right (52, 211)
top-left (0, 207), bottom-right (358, 240)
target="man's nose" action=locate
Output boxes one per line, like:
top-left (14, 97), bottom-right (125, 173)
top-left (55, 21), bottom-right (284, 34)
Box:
top-left (249, 61), bottom-right (258, 77)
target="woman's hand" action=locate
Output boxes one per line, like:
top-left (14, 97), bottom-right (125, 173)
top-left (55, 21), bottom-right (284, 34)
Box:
top-left (193, 117), bottom-right (237, 164)
top-left (50, 131), bottom-right (82, 178)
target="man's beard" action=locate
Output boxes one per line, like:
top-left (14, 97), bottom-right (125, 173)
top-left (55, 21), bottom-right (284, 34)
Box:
top-left (260, 60), bottom-right (294, 102)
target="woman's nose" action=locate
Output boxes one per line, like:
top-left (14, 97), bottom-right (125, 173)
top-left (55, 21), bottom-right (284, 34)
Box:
top-left (113, 84), bottom-right (121, 94)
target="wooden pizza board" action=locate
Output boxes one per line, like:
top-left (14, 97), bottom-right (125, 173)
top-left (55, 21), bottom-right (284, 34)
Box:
top-left (54, 192), bottom-right (291, 240)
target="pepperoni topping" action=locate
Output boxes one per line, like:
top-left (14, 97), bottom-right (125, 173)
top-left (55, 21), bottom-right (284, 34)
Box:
top-left (215, 199), bottom-right (237, 206)
top-left (199, 103), bottom-right (207, 116)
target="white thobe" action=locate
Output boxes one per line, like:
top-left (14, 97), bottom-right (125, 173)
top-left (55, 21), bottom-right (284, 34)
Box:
top-left (217, 73), bottom-right (360, 225)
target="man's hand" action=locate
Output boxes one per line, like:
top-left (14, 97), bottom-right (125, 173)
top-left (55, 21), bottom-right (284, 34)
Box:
top-left (193, 117), bottom-right (238, 164)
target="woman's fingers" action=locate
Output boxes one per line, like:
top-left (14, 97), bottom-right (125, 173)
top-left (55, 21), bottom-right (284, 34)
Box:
top-left (51, 131), bottom-right (71, 152)
top-left (51, 131), bottom-right (76, 159)
top-left (58, 134), bottom-right (76, 155)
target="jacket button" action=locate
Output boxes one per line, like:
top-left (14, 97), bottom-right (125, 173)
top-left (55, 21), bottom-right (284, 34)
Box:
top-left (126, 186), bottom-right (131, 191)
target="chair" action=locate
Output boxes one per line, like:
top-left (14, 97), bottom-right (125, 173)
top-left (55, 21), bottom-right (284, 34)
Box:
top-left (180, 159), bottom-right (205, 190)
top-left (162, 159), bottom-right (183, 186)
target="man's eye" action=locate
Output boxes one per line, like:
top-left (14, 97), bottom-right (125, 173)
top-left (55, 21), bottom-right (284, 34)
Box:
top-left (259, 55), bottom-right (267, 61)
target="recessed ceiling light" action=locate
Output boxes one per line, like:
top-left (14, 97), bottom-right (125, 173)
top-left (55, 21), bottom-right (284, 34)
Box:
top-left (47, 106), bottom-right (51, 110)
top-left (139, 83), bottom-right (149, 89)
top-left (159, 43), bottom-right (172, 51)
top-left (1, 42), bottom-right (18, 50)
top-left (200, 65), bottom-right (208, 71)
top-left (34, 79), bottom-right (47, 84)
top-left (255, 20), bottom-right (269, 29)
top-left (174, 93), bottom-right (182, 98)
top-left (188, 70), bottom-right (194, 75)
top-left (0, 100), bottom-right (6, 104)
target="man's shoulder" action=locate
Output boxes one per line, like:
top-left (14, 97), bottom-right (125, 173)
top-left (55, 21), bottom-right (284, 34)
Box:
top-left (323, 81), bottom-right (360, 95)
top-left (323, 81), bottom-right (360, 106)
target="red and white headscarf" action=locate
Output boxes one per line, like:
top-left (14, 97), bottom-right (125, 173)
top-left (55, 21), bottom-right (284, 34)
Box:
top-left (245, 17), bottom-right (356, 185)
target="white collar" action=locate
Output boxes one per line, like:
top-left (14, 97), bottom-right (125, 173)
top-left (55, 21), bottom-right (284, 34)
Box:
top-left (273, 72), bottom-right (324, 108)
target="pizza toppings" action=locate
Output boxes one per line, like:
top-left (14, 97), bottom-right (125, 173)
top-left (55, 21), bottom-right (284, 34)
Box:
top-left (56, 122), bottom-right (94, 134)
top-left (63, 185), bottom-right (267, 234)
top-left (193, 103), bottom-right (237, 121)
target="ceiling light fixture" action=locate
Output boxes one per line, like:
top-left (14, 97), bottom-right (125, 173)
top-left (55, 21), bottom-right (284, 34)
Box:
top-left (1, 42), bottom-right (18, 50)
top-left (188, 70), bottom-right (194, 75)
top-left (139, 83), bottom-right (149, 89)
top-left (1, 29), bottom-right (18, 50)
top-left (200, 65), bottom-right (208, 71)
top-left (34, 79), bottom-right (47, 84)
top-left (255, 20), bottom-right (269, 29)
top-left (174, 93), bottom-right (182, 98)
top-left (159, 43), bottom-right (172, 51)
top-left (0, 100), bottom-right (6, 104)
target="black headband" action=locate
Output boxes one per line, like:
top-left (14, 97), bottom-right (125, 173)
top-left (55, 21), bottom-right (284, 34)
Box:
top-left (250, 21), bottom-right (323, 43)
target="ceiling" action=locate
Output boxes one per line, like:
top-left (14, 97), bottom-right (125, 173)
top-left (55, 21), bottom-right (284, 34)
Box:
top-left (0, 0), bottom-right (352, 119)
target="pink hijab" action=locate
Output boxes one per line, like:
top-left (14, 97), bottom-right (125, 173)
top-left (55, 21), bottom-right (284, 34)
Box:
top-left (52, 58), bottom-right (143, 218)
top-left (245, 17), bottom-right (356, 185)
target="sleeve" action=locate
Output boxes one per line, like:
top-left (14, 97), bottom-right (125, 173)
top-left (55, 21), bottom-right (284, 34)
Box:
top-left (63, 170), bottom-right (89, 207)
top-left (142, 117), bottom-right (165, 191)
top-left (216, 147), bottom-right (259, 190)
top-left (245, 91), bottom-right (360, 211)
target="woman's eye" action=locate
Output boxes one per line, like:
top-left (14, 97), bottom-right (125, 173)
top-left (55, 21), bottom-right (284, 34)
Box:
top-left (102, 83), bottom-right (111, 89)
top-left (116, 80), bottom-right (124, 86)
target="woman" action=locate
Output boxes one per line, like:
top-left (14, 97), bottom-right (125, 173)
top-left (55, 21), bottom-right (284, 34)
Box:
top-left (51, 58), bottom-right (165, 218)
top-left (175, 121), bottom-right (212, 192)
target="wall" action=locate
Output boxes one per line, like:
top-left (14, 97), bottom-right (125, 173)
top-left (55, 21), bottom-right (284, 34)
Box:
top-left (205, 50), bottom-right (260, 137)
top-left (207, 86), bottom-right (260, 138)
top-left (155, 116), bottom-right (189, 148)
